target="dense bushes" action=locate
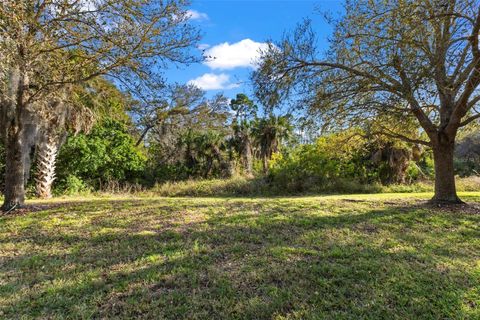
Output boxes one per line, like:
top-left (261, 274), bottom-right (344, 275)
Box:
top-left (268, 141), bottom-right (368, 192)
top-left (55, 119), bottom-right (146, 194)
top-left (268, 131), bottom-right (433, 193)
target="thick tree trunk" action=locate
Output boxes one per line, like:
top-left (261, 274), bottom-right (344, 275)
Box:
top-left (431, 141), bottom-right (462, 204)
top-left (35, 136), bottom-right (58, 199)
top-left (2, 122), bottom-right (25, 211)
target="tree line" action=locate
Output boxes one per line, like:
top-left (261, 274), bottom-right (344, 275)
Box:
top-left (2, 0), bottom-right (480, 212)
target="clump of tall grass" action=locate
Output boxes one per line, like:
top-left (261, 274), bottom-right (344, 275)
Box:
top-left (382, 176), bottom-right (480, 193)
top-left (151, 175), bottom-right (383, 197)
top-left (151, 175), bottom-right (479, 197)
top-left (152, 176), bottom-right (270, 197)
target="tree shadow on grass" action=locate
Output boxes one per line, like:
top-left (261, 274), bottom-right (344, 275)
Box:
top-left (0, 199), bottom-right (479, 319)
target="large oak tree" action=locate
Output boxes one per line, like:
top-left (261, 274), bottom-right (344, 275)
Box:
top-left (253, 0), bottom-right (480, 203)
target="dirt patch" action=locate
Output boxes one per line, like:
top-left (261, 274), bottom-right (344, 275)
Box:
top-left (424, 202), bottom-right (480, 214)
top-left (342, 199), bottom-right (367, 203)
top-left (399, 200), bottom-right (480, 215)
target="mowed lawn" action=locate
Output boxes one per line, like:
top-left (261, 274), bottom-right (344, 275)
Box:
top-left (1, 193), bottom-right (479, 319)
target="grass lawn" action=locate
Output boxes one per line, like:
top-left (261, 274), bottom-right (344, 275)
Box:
top-left (1, 193), bottom-right (479, 319)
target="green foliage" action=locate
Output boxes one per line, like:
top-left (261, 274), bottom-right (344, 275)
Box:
top-left (230, 93), bottom-right (257, 120)
top-left (417, 149), bottom-right (435, 178)
top-left (454, 130), bottom-right (480, 177)
top-left (56, 119), bottom-right (146, 192)
top-left (252, 114), bottom-right (293, 173)
top-left (172, 129), bottom-right (229, 179)
top-left (268, 131), bottom-right (433, 193)
top-left (269, 132), bottom-right (373, 190)
top-left (405, 162), bottom-right (421, 181)
top-left (56, 174), bottom-right (90, 196)
top-left (76, 78), bottom-right (132, 124)
top-left (455, 159), bottom-right (480, 177)
top-left (143, 90), bottom-right (233, 182)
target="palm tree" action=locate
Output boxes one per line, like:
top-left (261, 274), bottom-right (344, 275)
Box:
top-left (194, 131), bottom-right (228, 178)
top-left (232, 120), bottom-right (254, 176)
top-left (177, 129), bottom-right (230, 178)
top-left (35, 89), bottom-right (94, 199)
top-left (252, 115), bottom-right (292, 174)
top-left (179, 129), bottom-right (199, 176)
top-left (229, 94), bottom-right (257, 176)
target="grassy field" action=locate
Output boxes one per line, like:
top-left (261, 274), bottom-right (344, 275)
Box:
top-left (1, 193), bottom-right (479, 319)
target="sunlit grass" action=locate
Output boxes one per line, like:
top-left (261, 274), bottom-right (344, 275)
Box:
top-left (1, 193), bottom-right (479, 319)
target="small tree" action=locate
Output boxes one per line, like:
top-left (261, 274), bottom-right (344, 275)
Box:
top-left (253, 0), bottom-right (480, 203)
top-left (252, 114), bottom-right (292, 174)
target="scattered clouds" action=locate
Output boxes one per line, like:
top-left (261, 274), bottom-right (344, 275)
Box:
top-left (203, 39), bottom-right (269, 70)
top-left (186, 9), bottom-right (209, 21)
top-left (188, 73), bottom-right (240, 90)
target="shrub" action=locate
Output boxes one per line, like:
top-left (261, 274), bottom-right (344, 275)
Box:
top-left (455, 158), bottom-right (480, 177)
top-left (268, 133), bottom-right (375, 193)
top-left (152, 176), bottom-right (270, 197)
top-left (456, 176), bottom-right (480, 191)
top-left (55, 175), bottom-right (90, 196)
top-left (56, 119), bottom-right (146, 192)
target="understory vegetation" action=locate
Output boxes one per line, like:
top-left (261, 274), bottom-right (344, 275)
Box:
top-left (1, 91), bottom-right (479, 198)
top-left (1, 195), bottom-right (479, 319)
top-left (151, 176), bottom-right (480, 198)
top-left (1, 100), bottom-right (479, 198)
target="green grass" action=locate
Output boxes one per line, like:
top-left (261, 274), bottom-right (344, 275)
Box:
top-left (1, 193), bottom-right (479, 319)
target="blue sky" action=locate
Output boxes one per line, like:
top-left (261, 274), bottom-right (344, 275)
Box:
top-left (165, 0), bottom-right (343, 100)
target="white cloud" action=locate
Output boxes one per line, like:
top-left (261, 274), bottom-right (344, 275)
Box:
top-left (197, 43), bottom-right (211, 50)
top-left (203, 39), bottom-right (269, 70)
top-left (188, 73), bottom-right (240, 91)
top-left (186, 9), bottom-right (209, 21)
